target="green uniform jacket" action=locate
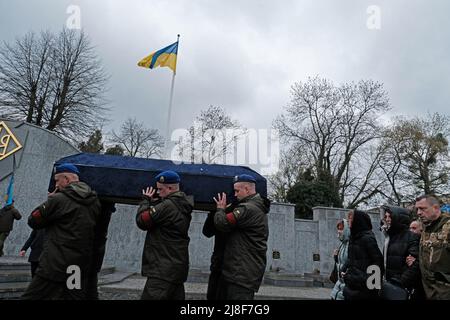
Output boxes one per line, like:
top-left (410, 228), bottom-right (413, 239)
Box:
top-left (419, 213), bottom-right (450, 300)
top-left (0, 205), bottom-right (22, 232)
top-left (28, 181), bottom-right (100, 282)
top-left (214, 193), bottom-right (270, 291)
top-left (136, 191), bottom-right (193, 284)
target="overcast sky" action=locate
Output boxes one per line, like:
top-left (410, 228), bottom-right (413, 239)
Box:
top-left (1, 0), bottom-right (449, 140)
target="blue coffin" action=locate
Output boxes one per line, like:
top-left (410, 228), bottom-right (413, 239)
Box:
top-left (50, 153), bottom-right (267, 211)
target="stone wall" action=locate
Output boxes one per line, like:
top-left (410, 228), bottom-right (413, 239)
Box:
top-left (294, 219), bottom-right (319, 274)
top-left (312, 207), bottom-right (382, 276)
top-left (101, 204), bottom-right (382, 277)
top-left (0, 120), bottom-right (78, 255)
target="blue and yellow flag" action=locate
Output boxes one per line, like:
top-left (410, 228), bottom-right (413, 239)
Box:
top-left (4, 174), bottom-right (14, 207)
top-left (138, 41), bottom-right (178, 73)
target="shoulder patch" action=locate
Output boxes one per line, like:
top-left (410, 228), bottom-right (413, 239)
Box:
top-left (233, 207), bottom-right (245, 219)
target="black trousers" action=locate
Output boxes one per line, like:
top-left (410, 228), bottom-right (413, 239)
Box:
top-left (85, 273), bottom-right (99, 300)
top-left (207, 270), bottom-right (222, 300)
top-left (217, 278), bottom-right (255, 300)
top-left (141, 277), bottom-right (185, 300)
top-left (0, 232), bottom-right (9, 256)
top-left (21, 275), bottom-right (86, 300)
top-left (30, 262), bottom-right (39, 278)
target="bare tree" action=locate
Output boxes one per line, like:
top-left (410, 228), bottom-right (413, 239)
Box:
top-left (176, 105), bottom-right (245, 164)
top-left (378, 123), bottom-right (412, 205)
top-left (274, 76), bottom-right (391, 206)
top-left (110, 118), bottom-right (164, 158)
top-left (342, 142), bottom-right (387, 208)
top-left (0, 29), bottom-right (109, 141)
top-left (380, 113), bottom-right (450, 202)
top-left (267, 147), bottom-right (308, 202)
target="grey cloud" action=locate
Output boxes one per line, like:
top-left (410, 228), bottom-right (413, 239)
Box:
top-left (1, 0), bottom-right (449, 138)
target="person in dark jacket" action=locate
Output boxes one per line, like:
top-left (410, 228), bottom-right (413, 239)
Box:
top-left (21, 163), bottom-right (101, 300)
top-left (202, 201), bottom-right (239, 300)
top-left (85, 200), bottom-right (116, 300)
top-left (379, 205), bottom-right (421, 299)
top-left (202, 210), bottom-right (226, 300)
top-left (213, 174), bottom-right (270, 300)
top-left (415, 195), bottom-right (450, 300)
top-left (343, 209), bottom-right (384, 300)
top-left (136, 170), bottom-right (193, 300)
top-left (0, 203), bottom-right (22, 257)
top-left (20, 229), bottom-right (45, 277)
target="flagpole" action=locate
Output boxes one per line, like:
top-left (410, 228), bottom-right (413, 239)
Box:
top-left (165, 34), bottom-right (180, 160)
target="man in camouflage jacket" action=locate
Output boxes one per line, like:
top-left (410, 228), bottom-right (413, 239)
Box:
top-left (136, 170), bottom-right (193, 300)
top-left (213, 174), bottom-right (270, 300)
top-left (415, 195), bottom-right (450, 300)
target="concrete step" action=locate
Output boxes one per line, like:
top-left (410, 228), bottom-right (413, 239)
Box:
top-left (187, 269), bottom-right (210, 284)
top-left (303, 272), bottom-right (335, 288)
top-left (0, 269), bottom-right (32, 283)
top-left (187, 270), bottom-right (330, 288)
top-left (0, 256), bottom-right (31, 271)
top-left (263, 273), bottom-right (314, 287)
top-left (98, 266), bottom-right (115, 276)
top-left (98, 275), bottom-right (332, 300)
top-left (187, 270), bottom-right (333, 288)
top-left (98, 271), bottom-right (135, 286)
top-left (0, 261), bottom-right (120, 300)
top-left (0, 281), bottom-right (29, 300)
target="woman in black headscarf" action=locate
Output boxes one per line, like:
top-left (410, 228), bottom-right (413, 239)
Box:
top-left (343, 210), bottom-right (384, 300)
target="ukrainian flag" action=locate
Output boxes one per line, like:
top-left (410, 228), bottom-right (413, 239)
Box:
top-left (4, 174), bottom-right (14, 207)
top-left (138, 41), bottom-right (178, 73)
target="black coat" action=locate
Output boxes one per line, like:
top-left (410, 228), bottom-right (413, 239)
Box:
top-left (0, 205), bottom-right (21, 232)
top-left (89, 201), bottom-right (115, 275)
top-left (21, 229), bottom-right (45, 262)
top-left (202, 210), bottom-right (227, 273)
top-left (136, 191), bottom-right (193, 284)
top-left (214, 194), bottom-right (270, 292)
top-left (383, 206), bottom-right (421, 290)
top-left (203, 210), bottom-right (228, 300)
top-left (344, 210), bottom-right (384, 300)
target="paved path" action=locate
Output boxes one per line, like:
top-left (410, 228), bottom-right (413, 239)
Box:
top-left (1, 256), bottom-right (333, 300)
top-left (99, 275), bottom-right (332, 300)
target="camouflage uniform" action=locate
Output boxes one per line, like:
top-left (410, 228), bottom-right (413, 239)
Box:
top-left (22, 181), bottom-right (100, 300)
top-left (419, 213), bottom-right (450, 300)
top-left (213, 193), bottom-right (270, 300)
top-left (136, 191), bottom-right (193, 300)
top-left (0, 205), bottom-right (22, 256)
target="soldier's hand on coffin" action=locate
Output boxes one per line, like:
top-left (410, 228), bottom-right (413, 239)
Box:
top-left (142, 186), bottom-right (157, 201)
top-left (213, 192), bottom-right (227, 209)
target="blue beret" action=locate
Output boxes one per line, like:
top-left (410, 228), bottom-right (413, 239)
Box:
top-left (234, 174), bottom-right (256, 184)
top-left (155, 170), bottom-right (180, 184)
top-left (54, 163), bottom-right (80, 175)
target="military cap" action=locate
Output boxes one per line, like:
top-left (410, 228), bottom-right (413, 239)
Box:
top-left (54, 163), bottom-right (80, 175)
top-left (155, 170), bottom-right (180, 184)
top-left (233, 174), bottom-right (256, 184)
